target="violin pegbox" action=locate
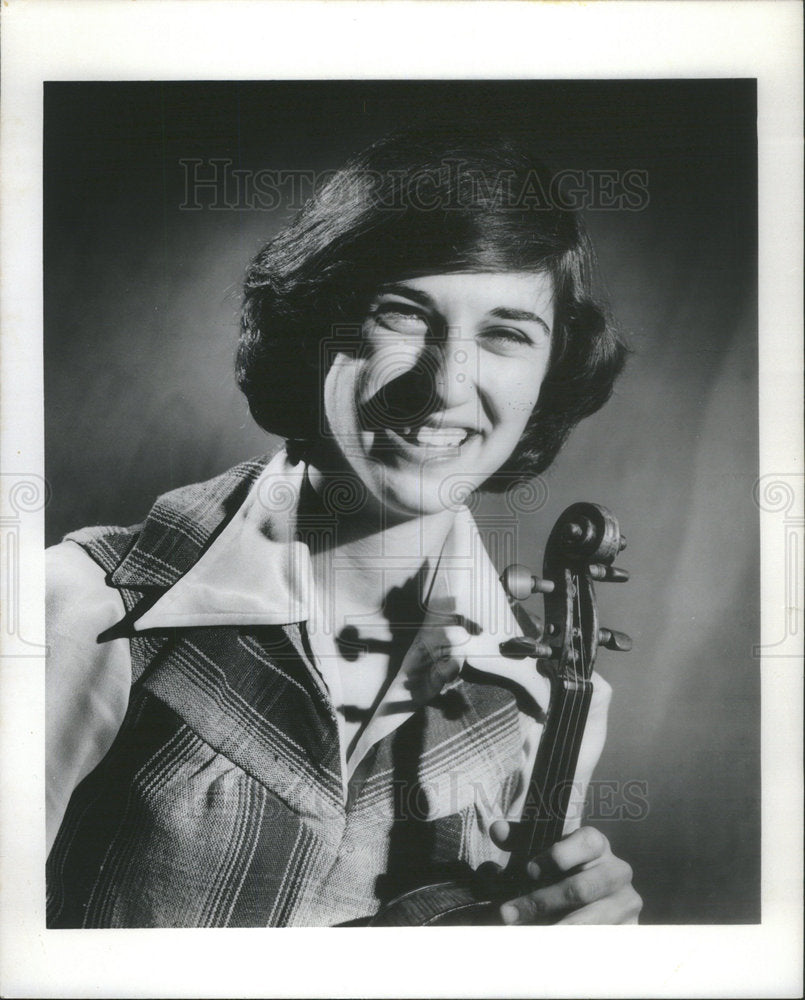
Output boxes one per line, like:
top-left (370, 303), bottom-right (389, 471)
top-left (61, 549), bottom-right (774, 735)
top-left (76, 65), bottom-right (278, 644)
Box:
top-left (500, 502), bottom-right (632, 681)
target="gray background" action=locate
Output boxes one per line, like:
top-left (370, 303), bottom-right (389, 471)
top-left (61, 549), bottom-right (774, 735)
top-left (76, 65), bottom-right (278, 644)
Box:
top-left (44, 80), bottom-right (758, 923)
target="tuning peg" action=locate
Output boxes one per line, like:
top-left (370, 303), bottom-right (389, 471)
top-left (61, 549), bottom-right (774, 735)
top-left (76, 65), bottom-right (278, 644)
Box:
top-left (500, 564), bottom-right (556, 601)
top-left (588, 564), bottom-right (630, 583)
top-left (499, 636), bottom-right (554, 660)
top-left (598, 627), bottom-right (633, 652)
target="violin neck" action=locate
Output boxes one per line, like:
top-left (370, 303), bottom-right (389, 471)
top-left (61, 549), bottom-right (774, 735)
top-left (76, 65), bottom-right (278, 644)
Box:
top-left (507, 675), bottom-right (594, 871)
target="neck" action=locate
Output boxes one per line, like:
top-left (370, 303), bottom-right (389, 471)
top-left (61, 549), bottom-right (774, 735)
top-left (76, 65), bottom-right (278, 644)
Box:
top-left (303, 462), bottom-right (457, 614)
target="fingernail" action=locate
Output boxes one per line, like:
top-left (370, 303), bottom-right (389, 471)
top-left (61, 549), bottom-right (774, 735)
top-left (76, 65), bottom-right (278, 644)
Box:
top-left (500, 904), bottom-right (518, 925)
top-left (527, 860), bottom-right (542, 880)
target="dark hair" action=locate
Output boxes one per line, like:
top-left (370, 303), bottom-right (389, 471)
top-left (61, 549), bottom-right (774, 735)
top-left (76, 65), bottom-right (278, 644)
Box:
top-left (237, 127), bottom-right (628, 488)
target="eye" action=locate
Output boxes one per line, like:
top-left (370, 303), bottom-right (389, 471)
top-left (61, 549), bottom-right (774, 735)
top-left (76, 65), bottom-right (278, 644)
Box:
top-left (479, 327), bottom-right (533, 350)
top-left (370, 303), bottom-right (430, 336)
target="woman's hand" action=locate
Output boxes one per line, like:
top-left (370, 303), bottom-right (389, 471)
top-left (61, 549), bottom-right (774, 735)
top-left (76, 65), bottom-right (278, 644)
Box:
top-left (489, 821), bottom-right (642, 924)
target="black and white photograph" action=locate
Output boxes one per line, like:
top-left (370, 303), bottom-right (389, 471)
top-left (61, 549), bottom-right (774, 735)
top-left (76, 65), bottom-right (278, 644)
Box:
top-left (42, 78), bottom-right (757, 931)
top-left (0, 2), bottom-right (802, 998)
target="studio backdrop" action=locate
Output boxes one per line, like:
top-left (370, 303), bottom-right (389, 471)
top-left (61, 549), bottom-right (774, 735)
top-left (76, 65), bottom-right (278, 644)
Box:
top-left (44, 80), bottom-right (759, 923)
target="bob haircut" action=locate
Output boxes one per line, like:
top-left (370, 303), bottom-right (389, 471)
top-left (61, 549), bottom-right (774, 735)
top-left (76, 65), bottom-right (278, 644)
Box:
top-left (237, 128), bottom-right (628, 489)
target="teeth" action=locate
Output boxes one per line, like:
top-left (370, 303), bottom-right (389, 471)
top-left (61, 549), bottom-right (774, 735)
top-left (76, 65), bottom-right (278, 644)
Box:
top-left (413, 426), bottom-right (469, 448)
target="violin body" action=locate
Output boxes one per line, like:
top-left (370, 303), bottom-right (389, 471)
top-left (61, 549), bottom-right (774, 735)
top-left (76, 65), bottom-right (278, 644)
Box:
top-left (368, 876), bottom-right (500, 926)
top-left (367, 502), bottom-right (631, 928)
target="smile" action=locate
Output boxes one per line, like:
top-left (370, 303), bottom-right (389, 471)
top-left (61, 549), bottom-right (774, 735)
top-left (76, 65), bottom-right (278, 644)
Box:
top-left (380, 423), bottom-right (479, 458)
top-left (400, 425), bottom-right (473, 448)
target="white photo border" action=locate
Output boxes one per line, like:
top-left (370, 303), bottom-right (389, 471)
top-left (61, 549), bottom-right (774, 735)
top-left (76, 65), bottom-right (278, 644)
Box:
top-left (1, 1), bottom-right (802, 997)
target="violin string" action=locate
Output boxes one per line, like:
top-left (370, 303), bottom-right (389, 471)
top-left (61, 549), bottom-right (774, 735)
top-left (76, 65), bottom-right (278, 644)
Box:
top-left (541, 570), bottom-right (590, 854)
top-left (569, 571), bottom-right (588, 835)
top-left (527, 687), bottom-right (572, 857)
top-left (555, 573), bottom-right (586, 846)
top-left (532, 570), bottom-right (571, 855)
top-left (526, 568), bottom-right (587, 856)
top-left (524, 562), bottom-right (600, 861)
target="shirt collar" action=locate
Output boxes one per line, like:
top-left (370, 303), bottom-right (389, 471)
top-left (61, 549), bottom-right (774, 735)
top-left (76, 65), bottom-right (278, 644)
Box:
top-left (132, 449), bottom-right (314, 628)
top-left (132, 448), bottom-right (550, 715)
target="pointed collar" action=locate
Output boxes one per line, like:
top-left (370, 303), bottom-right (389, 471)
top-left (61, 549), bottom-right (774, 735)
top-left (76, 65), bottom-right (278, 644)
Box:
top-left (110, 455), bottom-right (271, 590)
top-left (131, 450), bottom-right (314, 629)
top-left (129, 448), bottom-right (551, 719)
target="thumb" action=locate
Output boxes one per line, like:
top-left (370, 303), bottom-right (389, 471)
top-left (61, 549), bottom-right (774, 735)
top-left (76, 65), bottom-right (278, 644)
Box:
top-left (490, 819), bottom-right (512, 849)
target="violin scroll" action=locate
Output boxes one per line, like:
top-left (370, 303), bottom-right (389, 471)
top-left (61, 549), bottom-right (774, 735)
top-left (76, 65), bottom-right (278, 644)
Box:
top-left (500, 502), bottom-right (632, 682)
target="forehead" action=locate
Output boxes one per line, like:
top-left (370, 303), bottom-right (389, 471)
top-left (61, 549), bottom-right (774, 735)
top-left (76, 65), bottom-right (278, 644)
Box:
top-left (379, 270), bottom-right (554, 313)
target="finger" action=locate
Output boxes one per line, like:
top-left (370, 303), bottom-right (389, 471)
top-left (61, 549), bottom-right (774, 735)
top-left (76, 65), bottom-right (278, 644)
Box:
top-left (500, 858), bottom-right (633, 924)
top-left (533, 826), bottom-right (610, 879)
top-left (489, 819), bottom-right (513, 850)
top-left (474, 860), bottom-right (504, 896)
top-left (556, 885), bottom-right (643, 925)
top-left (489, 819), bottom-right (534, 863)
top-left (476, 860), bottom-right (503, 878)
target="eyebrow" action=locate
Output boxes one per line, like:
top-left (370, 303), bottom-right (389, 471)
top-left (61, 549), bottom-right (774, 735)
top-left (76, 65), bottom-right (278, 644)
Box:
top-left (488, 306), bottom-right (552, 335)
top-left (376, 284), bottom-right (436, 308)
top-left (376, 285), bottom-right (552, 335)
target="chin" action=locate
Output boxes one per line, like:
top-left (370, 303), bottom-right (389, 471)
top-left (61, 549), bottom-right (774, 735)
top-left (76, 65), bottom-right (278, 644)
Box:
top-left (363, 462), bottom-right (480, 519)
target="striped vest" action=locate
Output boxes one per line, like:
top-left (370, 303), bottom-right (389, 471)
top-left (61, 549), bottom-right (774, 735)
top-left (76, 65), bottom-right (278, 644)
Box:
top-left (46, 457), bottom-right (527, 927)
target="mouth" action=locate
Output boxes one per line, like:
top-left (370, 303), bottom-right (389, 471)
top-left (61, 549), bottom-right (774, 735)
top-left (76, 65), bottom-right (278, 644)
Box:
top-left (382, 422), bottom-right (479, 455)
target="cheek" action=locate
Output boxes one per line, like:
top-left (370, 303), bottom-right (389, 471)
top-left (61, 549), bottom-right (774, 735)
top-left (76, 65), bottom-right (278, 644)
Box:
top-left (358, 341), bottom-right (421, 403)
top-left (323, 354), bottom-right (362, 431)
top-left (488, 362), bottom-right (546, 431)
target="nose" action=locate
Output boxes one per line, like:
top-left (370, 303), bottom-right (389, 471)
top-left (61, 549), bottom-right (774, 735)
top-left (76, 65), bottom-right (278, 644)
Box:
top-left (430, 329), bottom-right (476, 410)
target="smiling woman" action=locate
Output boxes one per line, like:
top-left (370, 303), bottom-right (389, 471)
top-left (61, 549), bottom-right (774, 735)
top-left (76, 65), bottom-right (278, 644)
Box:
top-left (324, 271), bottom-right (555, 517)
top-left (45, 126), bottom-right (639, 928)
top-left (237, 131), bottom-right (625, 488)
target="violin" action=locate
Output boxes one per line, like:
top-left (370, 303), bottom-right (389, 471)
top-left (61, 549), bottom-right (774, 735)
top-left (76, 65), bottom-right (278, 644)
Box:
top-left (367, 502), bottom-right (631, 926)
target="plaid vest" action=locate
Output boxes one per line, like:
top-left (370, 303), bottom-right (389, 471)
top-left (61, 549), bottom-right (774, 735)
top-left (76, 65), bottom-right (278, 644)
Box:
top-left (46, 457), bottom-right (527, 927)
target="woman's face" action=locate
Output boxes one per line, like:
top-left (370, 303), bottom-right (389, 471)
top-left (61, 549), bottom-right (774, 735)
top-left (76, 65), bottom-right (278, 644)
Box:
top-left (322, 270), bottom-right (554, 517)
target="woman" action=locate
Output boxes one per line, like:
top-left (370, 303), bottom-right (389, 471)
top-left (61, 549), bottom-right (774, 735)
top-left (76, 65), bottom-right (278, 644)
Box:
top-left (46, 128), bottom-right (641, 927)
